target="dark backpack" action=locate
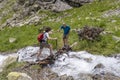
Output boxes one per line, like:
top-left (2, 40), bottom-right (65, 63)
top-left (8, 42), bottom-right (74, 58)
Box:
top-left (37, 33), bottom-right (44, 42)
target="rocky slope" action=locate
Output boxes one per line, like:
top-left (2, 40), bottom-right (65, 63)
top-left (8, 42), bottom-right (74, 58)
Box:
top-left (0, 0), bottom-right (93, 29)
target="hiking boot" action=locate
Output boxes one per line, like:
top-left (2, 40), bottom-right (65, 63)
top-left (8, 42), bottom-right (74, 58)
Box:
top-left (35, 59), bottom-right (40, 62)
top-left (50, 52), bottom-right (54, 56)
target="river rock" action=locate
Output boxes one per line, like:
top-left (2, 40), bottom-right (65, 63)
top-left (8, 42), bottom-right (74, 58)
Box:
top-left (78, 73), bottom-right (93, 80)
top-left (83, 57), bottom-right (93, 62)
top-left (59, 74), bottom-right (74, 80)
top-left (77, 73), bottom-right (120, 80)
top-left (92, 73), bottom-right (120, 80)
top-left (94, 63), bottom-right (105, 69)
top-left (110, 54), bottom-right (120, 60)
top-left (7, 72), bottom-right (32, 80)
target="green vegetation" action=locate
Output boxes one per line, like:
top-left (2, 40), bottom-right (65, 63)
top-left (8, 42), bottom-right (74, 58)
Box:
top-left (0, 0), bottom-right (120, 55)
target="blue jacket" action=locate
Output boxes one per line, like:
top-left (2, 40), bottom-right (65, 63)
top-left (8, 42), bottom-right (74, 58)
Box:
top-left (61, 25), bottom-right (70, 35)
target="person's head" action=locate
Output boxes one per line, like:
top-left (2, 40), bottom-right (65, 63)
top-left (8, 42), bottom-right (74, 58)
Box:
top-left (45, 27), bottom-right (52, 32)
top-left (62, 23), bottom-right (66, 27)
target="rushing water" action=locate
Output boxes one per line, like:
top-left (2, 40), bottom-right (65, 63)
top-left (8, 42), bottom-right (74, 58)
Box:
top-left (0, 55), bottom-right (7, 72)
top-left (0, 46), bottom-right (120, 79)
top-left (51, 51), bottom-right (120, 79)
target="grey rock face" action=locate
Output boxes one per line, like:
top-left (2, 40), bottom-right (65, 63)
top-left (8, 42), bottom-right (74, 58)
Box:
top-left (64, 0), bottom-right (93, 7)
top-left (102, 8), bottom-right (120, 17)
top-left (52, 0), bottom-right (72, 12)
top-left (0, 0), bottom-right (4, 3)
top-left (0, 0), bottom-right (93, 29)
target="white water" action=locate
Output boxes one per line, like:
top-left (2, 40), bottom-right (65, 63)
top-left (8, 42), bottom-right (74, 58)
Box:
top-left (0, 46), bottom-right (120, 79)
top-left (0, 55), bottom-right (7, 65)
top-left (52, 51), bottom-right (120, 79)
top-left (0, 55), bottom-right (7, 72)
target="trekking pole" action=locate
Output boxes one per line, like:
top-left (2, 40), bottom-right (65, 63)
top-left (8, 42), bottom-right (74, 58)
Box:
top-left (56, 39), bottom-right (58, 50)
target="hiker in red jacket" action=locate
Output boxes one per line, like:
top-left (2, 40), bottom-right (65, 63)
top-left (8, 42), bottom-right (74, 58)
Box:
top-left (36, 27), bottom-right (57, 61)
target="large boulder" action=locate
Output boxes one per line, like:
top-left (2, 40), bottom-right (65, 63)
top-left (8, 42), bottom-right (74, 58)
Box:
top-left (52, 0), bottom-right (72, 12)
top-left (7, 72), bottom-right (32, 80)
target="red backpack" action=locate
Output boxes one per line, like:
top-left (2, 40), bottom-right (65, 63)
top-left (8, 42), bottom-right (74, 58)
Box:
top-left (37, 33), bottom-right (44, 42)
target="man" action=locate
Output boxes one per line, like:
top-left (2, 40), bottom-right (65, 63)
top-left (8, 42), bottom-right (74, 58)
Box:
top-left (59, 23), bottom-right (71, 47)
top-left (36, 27), bottom-right (57, 61)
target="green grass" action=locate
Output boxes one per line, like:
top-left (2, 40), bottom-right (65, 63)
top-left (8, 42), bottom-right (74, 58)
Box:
top-left (0, 0), bottom-right (120, 55)
top-left (0, 25), bottom-right (39, 52)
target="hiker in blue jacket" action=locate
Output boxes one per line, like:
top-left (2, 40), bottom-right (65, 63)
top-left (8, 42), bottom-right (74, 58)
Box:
top-left (59, 23), bottom-right (71, 47)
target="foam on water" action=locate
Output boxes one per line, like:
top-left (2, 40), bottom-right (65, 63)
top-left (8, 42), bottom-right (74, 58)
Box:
top-left (0, 55), bottom-right (7, 72)
top-left (52, 51), bottom-right (120, 79)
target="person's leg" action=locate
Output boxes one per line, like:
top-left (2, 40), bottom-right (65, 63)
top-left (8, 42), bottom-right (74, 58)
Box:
top-left (63, 34), bottom-right (69, 46)
top-left (63, 34), bottom-right (66, 46)
top-left (36, 48), bottom-right (42, 60)
top-left (65, 34), bottom-right (69, 46)
top-left (49, 44), bottom-right (53, 55)
top-left (45, 43), bottom-right (53, 55)
top-left (36, 43), bottom-right (43, 60)
top-left (63, 38), bottom-right (66, 46)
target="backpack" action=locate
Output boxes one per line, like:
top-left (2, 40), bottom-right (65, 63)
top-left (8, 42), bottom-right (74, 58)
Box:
top-left (37, 33), bottom-right (44, 42)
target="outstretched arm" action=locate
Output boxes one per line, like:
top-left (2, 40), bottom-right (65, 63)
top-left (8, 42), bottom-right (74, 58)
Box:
top-left (57, 26), bottom-right (63, 32)
top-left (46, 33), bottom-right (57, 40)
top-left (48, 36), bottom-right (57, 40)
